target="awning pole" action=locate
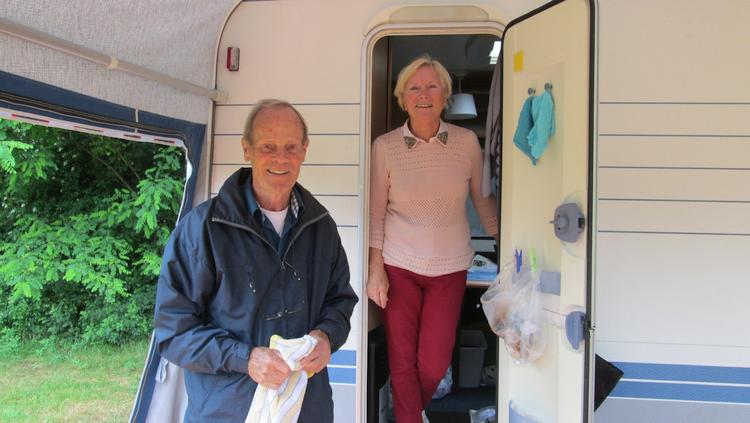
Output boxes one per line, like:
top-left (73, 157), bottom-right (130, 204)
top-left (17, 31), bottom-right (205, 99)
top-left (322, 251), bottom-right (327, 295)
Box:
top-left (0, 17), bottom-right (227, 102)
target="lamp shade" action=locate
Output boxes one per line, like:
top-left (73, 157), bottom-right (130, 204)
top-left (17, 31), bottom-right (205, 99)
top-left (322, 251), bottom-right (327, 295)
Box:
top-left (444, 93), bottom-right (477, 120)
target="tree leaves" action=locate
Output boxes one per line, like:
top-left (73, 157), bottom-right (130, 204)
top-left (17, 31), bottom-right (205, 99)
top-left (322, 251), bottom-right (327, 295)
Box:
top-left (0, 118), bottom-right (185, 344)
top-left (0, 140), bottom-right (32, 173)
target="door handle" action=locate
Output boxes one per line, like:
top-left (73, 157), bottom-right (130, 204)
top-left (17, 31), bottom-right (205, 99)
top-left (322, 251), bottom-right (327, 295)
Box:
top-left (550, 202), bottom-right (585, 242)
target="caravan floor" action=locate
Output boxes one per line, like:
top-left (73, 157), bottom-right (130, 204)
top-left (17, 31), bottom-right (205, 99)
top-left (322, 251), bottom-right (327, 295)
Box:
top-left (426, 385), bottom-right (495, 423)
top-left (425, 411), bottom-right (470, 423)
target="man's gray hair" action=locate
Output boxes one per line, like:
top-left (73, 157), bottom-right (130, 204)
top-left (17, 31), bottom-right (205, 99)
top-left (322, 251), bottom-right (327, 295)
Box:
top-left (241, 99), bottom-right (309, 145)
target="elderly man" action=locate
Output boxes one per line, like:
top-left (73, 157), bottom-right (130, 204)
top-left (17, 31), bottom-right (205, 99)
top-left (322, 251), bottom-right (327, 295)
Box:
top-left (154, 99), bottom-right (358, 422)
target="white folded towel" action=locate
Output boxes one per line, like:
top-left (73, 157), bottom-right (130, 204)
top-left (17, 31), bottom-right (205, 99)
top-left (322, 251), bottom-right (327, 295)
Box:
top-left (245, 334), bottom-right (318, 423)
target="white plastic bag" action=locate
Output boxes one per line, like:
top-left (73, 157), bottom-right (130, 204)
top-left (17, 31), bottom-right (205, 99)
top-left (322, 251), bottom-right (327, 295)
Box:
top-left (480, 262), bottom-right (515, 335)
top-left (432, 366), bottom-right (452, 399)
top-left (469, 406), bottom-right (497, 423)
top-left (480, 262), bottom-right (546, 364)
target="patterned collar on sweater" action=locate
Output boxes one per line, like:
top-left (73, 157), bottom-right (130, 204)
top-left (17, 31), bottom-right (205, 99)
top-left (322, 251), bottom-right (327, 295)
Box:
top-left (402, 120), bottom-right (449, 149)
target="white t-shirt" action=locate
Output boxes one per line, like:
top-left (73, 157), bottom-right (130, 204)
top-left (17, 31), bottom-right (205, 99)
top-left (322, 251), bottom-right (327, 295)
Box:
top-left (258, 205), bottom-right (288, 236)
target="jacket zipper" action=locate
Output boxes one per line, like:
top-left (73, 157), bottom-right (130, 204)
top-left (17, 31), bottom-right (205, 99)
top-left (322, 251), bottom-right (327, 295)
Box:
top-left (281, 211), bottom-right (329, 261)
top-left (211, 218), bottom-right (281, 262)
top-left (211, 210), bottom-right (330, 267)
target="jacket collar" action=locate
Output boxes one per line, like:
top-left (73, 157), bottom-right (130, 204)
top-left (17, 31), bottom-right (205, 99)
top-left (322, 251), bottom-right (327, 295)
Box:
top-left (244, 180), bottom-right (302, 221)
top-left (402, 120), bottom-right (449, 149)
top-left (212, 168), bottom-right (324, 230)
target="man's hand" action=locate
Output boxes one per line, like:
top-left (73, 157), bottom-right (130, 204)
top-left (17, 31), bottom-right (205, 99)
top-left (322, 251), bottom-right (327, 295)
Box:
top-left (300, 329), bottom-right (331, 375)
top-left (248, 347), bottom-right (291, 389)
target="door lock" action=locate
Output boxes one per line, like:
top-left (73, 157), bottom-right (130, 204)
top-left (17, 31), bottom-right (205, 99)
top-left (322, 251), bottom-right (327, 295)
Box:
top-left (550, 203), bottom-right (585, 242)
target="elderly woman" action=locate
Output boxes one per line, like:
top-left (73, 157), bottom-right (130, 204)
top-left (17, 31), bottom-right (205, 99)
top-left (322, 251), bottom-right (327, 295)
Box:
top-left (368, 55), bottom-right (498, 423)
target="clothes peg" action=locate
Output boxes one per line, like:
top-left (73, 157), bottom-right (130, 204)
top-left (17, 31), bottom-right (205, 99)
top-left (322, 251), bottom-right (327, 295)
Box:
top-left (528, 87), bottom-right (536, 96)
top-left (514, 249), bottom-right (523, 274)
top-left (544, 82), bottom-right (553, 91)
top-left (529, 248), bottom-right (538, 272)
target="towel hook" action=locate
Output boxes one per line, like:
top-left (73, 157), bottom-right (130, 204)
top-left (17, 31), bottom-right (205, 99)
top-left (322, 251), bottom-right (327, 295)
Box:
top-left (544, 82), bottom-right (553, 91)
top-left (528, 87), bottom-right (536, 96)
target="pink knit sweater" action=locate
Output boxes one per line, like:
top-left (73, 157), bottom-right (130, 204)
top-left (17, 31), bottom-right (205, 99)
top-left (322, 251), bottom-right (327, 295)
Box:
top-left (369, 121), bottom-right (498, 276)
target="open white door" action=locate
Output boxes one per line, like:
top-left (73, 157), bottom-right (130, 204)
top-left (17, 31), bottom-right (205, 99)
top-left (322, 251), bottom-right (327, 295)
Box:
top-left (497, 0), bottom-right (595, 422)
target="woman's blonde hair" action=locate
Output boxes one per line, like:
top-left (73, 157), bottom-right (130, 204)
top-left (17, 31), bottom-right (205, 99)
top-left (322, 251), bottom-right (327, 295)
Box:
top-left (393, 55), bottom-right (452, 111)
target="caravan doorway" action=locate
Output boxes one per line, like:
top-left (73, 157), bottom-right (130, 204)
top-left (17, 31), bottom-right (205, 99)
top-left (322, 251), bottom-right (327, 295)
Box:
top-left (366, 32), bottom-right (502, 423)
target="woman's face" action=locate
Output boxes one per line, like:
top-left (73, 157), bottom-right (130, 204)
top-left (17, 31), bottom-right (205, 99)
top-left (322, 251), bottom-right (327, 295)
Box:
top-left (403, 65), bottom-right (447, 124)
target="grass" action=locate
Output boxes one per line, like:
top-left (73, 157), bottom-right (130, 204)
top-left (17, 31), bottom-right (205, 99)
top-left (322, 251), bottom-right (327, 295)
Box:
top-left (0, 338), bottom-right (150, 422)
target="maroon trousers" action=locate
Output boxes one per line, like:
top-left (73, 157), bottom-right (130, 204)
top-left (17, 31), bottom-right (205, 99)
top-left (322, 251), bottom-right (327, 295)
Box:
top-left (382, 264), bottom-right (467, 423)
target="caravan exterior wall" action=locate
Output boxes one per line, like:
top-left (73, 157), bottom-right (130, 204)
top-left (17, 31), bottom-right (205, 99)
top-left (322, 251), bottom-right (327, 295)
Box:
top-left (593, 0), bottom-right (750, 421)
top-left (207, 0), bottom-right (750, 422)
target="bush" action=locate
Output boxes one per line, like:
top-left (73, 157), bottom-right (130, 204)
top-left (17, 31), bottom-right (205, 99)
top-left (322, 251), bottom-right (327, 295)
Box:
top-left (0, 119), bottom-right (184, 347)
top-left (79, 284), bottom-right (157, 344)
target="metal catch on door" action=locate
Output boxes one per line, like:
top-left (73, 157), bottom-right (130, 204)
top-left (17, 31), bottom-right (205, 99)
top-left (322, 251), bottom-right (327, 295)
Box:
top-left (550, 203), bottom-right (585, 242)
top-left (565, 310), bottom-right (587, 351)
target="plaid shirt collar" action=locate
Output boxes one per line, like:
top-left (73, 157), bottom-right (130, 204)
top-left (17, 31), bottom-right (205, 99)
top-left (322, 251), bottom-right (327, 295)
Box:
top-left (402, 120), bottom-right (449, 150)
top-left (245, 184), bottom-right (303, 221)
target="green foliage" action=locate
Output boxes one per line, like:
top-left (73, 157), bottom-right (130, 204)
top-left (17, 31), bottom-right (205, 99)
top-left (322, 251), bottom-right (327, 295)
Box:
top-left (79, 284), bottom-right (156, 345)
top-left (0, 140), bottom-right (32, 173)
top-left (0, 118), bottom-right (185, 346)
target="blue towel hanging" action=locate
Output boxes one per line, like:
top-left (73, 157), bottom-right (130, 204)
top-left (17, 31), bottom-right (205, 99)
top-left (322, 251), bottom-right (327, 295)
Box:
top-left (512, 96), bottom-right (537, 165)
top-left (528, 88), bottom-right (555, 160)
top-left (512, 85), bottom-right (556, 165)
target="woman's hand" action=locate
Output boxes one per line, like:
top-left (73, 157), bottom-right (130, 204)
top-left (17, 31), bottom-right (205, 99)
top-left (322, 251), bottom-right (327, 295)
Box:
top-left (367, 265), bottom-right (390, 309)
top-left (367, 248), bottom-right (389, 309)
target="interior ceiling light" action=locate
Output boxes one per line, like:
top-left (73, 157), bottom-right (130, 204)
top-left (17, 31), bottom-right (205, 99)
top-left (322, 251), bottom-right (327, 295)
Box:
top-left (444, 72), bottom-right (477, 120)
top-left (489, 41), bottom-right (501, 64)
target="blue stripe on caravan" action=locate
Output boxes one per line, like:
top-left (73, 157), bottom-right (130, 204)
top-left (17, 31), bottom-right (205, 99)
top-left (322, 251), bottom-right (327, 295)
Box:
top-left (611, 381), bottom-right (750, 404)
top-left (330, 349), bottom-right (356, 366)
top-left (328, 366), bottom-right (356, 385)
top-left (614, 362), bottom-right (750, 385)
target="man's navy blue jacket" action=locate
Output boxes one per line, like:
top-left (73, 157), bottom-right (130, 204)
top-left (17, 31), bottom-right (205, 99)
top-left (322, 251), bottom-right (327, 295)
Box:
top-left (154, 168), bottom-right (358, 422)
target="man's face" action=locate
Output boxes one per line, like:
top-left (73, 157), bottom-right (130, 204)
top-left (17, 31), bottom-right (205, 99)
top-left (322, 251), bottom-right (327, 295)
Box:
top-left (242, 107), bottom-right (307, 206)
